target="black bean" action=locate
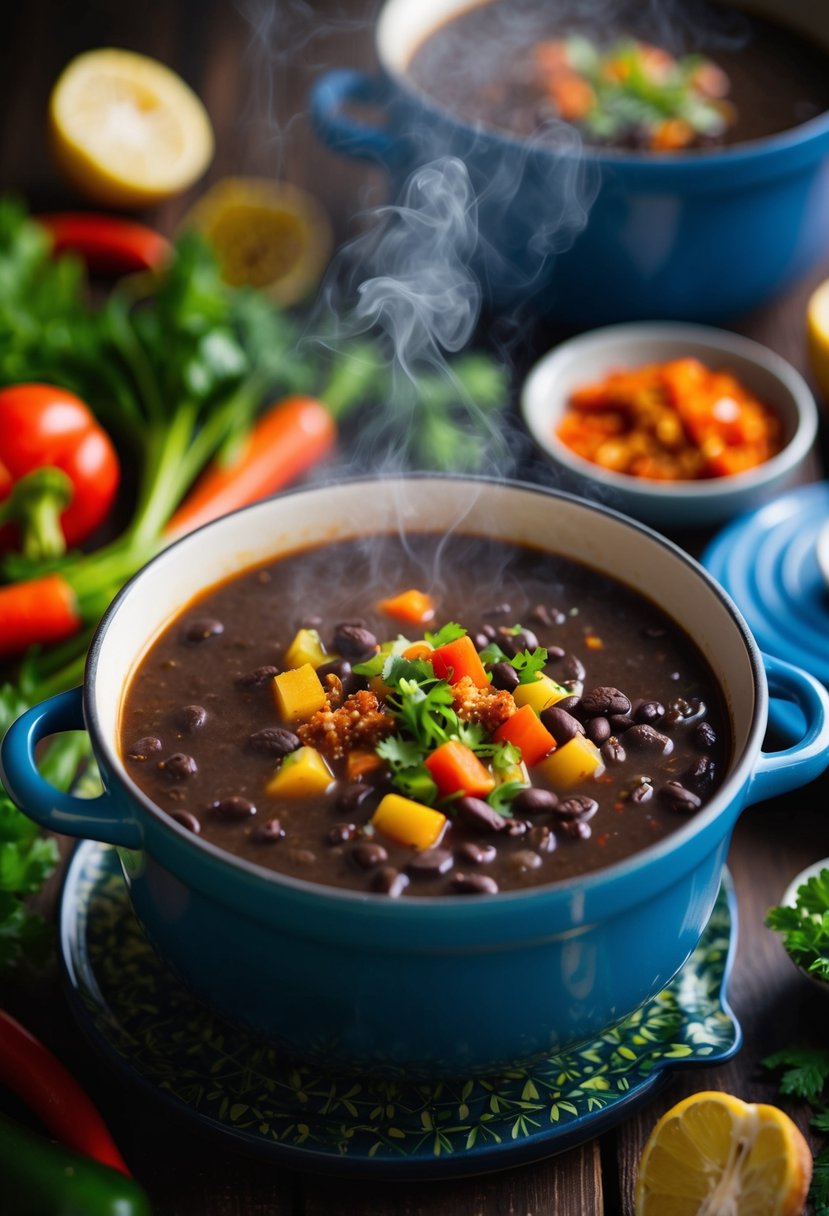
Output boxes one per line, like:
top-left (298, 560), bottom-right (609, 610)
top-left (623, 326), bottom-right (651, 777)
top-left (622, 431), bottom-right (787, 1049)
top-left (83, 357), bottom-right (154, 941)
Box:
top-left (527, 824), bottom-right (557, 852)
top-left (499, 627), bottom-right (539, 657)
top-left (635, 700), bottom-right (666, 726)
top-left (456, 841), bottom-right (497, 865)
top-left (625, 724), bottom-right (674, 755)
top-left (454, 796), bottom-right (506, 834)
top-left (211, 795), bottom-right (256, 820)
top-left (235, 665), bottom-right (280, 688)
top-left (327, 822), bottom-right (357, 845)
top-left (450, 873), bottom-right (499, 895)
top-left (560, 655), bottom-right (586, 684)
top-left (336, 782), bottom-right (378, 815)
top-left (561, 819), bottom-right (592, 840)
top-left (694, 720), bottom-right (718, 749)
top-left (290, 848), bottom-right (316, 866)
top-left (480, 623), bottom-right (497, 640)
top-left (184, 618), bottom-right (224, 642)
top-left (540, 706), bottom-right (584, 744)
top-left (503, 818), bottom-right (529, 837)
top-left (553, 695), bottom-right (583, 716)
top-left (663, 697), bottom-right (707, 729)
top-left (179, 704), bottom-right (207, 733)
top-left (555, 795), bottom-right (598, 821)
top-left (609, 715), bottom-right (635, 733)
top-left (484, 602), bottom-right (512, 617)
top-left (490, 661), bottom-right (520, 691)
top-left (685, 755), bottom-right (717, 796)
top-left (159, 753), bottom-right (197, 779)
top-left (585, 717), bottom-right (611, 745)
top-left (545, 646), bottom-right (567, 662)
top-left (659, 781), bottom-right (702, 814)
top-left (171, 810), bottom-right (201, 834)
top-left (248, 727), bottom-right (301, 757)
top-left (407, 847), bottom-right (454, 876)
top-left (529, 604), bottom-right (565, 627)
top-left (372, 866), bottom-right (410, 897)
top-left (350, 841), bottom-right (389, 869)
top-left (581, 686), bottom-right (632, 718)
top-left (317, 657), bottom-right (360, 694)
top-left (300, 614), bottom-right (323, 630)
top-left (601, 738), bottom-right (626, 765)
top-left (508, 849), bottom-right (543, 873)
top-left (472, 632), bottom-right (493, 652)
top-left (127, 736), bottom-right (162, 761)
top-left (629, 778), bottom-right (654, 804)
top-left (333, 624), bottom-right (378, 661)
top-left (251, 817), bottom-right (285, 843)
top-left (511, 787), bottom-right (558, 816)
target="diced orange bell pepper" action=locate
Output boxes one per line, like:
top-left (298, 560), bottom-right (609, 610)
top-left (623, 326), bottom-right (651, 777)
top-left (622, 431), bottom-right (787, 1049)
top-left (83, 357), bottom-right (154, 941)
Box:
top-left (428, 634), bottom-right (488, 688)
top-left (493, 703), bottom-right (556, 767)
top-left (424, 740), bottom-right (496, 800)
top-left (379, 588), bottom-right (435, 626)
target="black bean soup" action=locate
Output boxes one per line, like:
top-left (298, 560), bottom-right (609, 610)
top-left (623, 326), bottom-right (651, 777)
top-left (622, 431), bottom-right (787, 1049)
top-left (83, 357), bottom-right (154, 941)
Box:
top-left (406, 0), bottom-right (829, 151)
top-left (120, 533), bottom-right (730, 898)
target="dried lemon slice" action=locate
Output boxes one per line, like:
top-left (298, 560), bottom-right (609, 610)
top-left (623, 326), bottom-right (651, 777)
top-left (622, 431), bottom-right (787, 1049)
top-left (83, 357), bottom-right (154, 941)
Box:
top-left (635, 1091), bottom-right (812, 1216)
top-left (48, 48), bottom-right (214, 208)
top-left (807, 276), bottom-right (829, 405)
top-left (180, 177), bottom-right (333, 306)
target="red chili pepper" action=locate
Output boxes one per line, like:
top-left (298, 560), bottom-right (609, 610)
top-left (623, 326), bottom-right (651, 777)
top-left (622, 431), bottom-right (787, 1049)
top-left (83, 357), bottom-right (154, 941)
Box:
top-left (0, 383), bottom-right (120, 557)
top-left (37, 212), bottom-right (172, 274)
top-left (164, 393), bottom-right (337, 539)
top-left (0, 1009), bottom-right (131, 1176)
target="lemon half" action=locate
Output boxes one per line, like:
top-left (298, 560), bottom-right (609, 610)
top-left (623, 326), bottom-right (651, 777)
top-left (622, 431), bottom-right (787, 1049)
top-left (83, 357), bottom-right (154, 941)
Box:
top-left (181, 177), bottom-right (333, 307)
top-left (49, 48), bottom-right (214, 209)
top-left (807, 276), bottom-right (829, 404)
top-left (635, 1090), bottom-right (812, 1216)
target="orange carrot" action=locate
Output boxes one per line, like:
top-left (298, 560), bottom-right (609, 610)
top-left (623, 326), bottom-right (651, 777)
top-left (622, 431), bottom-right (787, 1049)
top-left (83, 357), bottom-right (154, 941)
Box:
top-left (424, 740), bottom-right (495, 800)
top-left (165, 395), bottom-right (336, 539)
top-left (0, 572), bottom-right (82, 657)
top-left (402, 640), bottom-right (434, 662)
top-left (494, 704), bottom-right (557, 767)
top-left (346, 748), bottom-right (385, 782)
top-left (379, 588), bottom-right (435, 626)
top-left (429, 634), bottom-right (489, 689)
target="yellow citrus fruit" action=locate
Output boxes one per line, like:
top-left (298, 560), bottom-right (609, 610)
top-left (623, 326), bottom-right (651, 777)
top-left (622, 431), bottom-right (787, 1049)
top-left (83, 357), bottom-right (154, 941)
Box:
top-left (180, 177), bottom-right (333, 307)
top-left (48, 48), bottom-right (214, 208)
top-left (635, 1090), bottom-right (812, 1216)
top-left (807, 277), bottom-right (829, 404)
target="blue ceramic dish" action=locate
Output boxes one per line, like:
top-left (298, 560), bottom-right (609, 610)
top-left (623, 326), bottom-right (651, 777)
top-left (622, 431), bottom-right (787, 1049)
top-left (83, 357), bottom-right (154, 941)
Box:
top-left (310, 0), bottom-right (829, 325)
top-left (2, 477), bottom-right (828, 1079)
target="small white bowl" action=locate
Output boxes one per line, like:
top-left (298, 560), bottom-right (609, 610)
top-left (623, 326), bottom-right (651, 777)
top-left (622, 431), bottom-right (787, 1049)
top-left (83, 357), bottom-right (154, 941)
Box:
top-left (520, 322), bottom-right (819, 530)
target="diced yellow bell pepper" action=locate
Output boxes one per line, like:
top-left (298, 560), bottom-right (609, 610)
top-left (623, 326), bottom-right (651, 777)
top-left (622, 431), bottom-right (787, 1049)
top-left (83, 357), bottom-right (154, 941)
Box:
top-left (273, 663), bottom-right (326, 722)
top-left (513, 673), bottom-right (571, 715)
top-left (495, 758), bottom-right (529, 786)
top-left (284, 627), bottom-right (327, 670)
top-left (537, 734), bottom-right (604, 790)
top-left (266, 746), bottom-right (332, 797)
top-left (371, 793), bottom-right (447, 850)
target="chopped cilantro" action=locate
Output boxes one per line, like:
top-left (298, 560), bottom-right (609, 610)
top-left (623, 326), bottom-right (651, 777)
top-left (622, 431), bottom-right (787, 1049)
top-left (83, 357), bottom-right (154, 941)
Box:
top-left (425, 622), bottom-right (466, 648)
top-left (487, 780), bottom-right (529, 815)
top-left (478, 641), bottom-right (508, 666)
top-left (766, 869), bottom-right (829, 981)
top-left (511, 647), bottom-right (549, 685)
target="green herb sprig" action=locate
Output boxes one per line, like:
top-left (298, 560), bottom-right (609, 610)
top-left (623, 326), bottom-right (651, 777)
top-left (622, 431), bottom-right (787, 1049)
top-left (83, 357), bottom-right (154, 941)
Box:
top-left (766, 868), bottom-right (829, 982)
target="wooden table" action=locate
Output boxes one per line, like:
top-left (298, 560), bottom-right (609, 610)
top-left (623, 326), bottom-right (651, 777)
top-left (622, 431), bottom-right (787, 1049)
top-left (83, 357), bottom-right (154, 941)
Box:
top-left (2, 3), bottom-right (829, 1212)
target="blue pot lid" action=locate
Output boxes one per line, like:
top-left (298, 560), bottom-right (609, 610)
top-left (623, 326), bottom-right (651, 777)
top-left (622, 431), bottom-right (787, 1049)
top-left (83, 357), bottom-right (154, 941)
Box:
top-left (701, 482), bottom-right (829, 685)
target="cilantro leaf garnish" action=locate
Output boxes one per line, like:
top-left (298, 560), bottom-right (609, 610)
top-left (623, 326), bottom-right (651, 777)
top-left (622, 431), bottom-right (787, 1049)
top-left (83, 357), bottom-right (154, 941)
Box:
top-left (478, 641), bottom-right (508, 666)
top-left (425, 622), bottom-right (466, 648)
top-left (766, 869), bottom-right (829, 980)
top-left (488, 780), bottom-right (529, 814)
top-left (511, 647), bottom-right (549, 685)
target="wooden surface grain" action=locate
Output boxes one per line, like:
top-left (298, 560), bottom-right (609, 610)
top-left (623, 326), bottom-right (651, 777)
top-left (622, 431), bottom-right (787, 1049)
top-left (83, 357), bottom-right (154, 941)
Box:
top-left (2, 2), bottom-right (829, 1213)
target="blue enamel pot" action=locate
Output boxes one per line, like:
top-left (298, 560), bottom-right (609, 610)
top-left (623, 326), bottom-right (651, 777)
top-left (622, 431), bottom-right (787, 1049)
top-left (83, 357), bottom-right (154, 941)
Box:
top-left (2, 478), bottom-right (828, 1078)
top-left (310, 0), bottom-right (829, 325)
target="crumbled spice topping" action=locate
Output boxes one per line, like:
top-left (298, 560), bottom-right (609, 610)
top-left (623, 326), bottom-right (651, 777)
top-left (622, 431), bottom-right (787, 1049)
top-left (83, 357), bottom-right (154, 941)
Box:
top-left (298, 687), bottom-right (396, 759)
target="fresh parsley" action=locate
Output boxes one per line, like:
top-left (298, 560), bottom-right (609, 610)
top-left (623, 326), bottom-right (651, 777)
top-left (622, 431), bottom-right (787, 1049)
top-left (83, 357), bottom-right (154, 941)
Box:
top-left (764, 1045), bottom-right (829, 1215)
top-left (424, 622), bottom-right (466, 648)
top-left (766, 869), bottom-right (829, 981)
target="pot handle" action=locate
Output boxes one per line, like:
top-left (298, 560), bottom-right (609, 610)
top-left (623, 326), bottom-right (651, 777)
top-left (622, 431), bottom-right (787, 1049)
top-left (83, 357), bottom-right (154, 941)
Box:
top-left (746, 653), bottom-right (829, 805)
top-left (0, 687), bottom-right (142, 849)
top-left (310, 69), bottom-right (404, 166)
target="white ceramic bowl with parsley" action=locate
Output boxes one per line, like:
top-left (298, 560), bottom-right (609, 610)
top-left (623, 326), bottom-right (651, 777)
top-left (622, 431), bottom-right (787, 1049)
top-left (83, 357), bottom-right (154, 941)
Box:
top-left (768, 859), bottom-right (829, 993)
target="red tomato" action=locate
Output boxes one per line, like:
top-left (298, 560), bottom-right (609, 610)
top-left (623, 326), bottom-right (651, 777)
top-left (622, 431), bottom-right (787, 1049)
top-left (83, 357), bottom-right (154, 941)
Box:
top-left (0, 384), bottom-right (120, 550)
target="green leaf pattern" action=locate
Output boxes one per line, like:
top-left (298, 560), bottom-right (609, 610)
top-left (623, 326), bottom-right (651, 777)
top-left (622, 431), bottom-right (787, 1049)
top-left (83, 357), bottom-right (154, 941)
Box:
top-left (67, 845), bottom-right (739, 1164)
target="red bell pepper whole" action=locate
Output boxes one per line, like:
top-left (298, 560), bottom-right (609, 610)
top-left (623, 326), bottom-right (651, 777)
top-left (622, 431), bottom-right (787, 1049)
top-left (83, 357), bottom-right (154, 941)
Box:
top-left (0, 1009), bottom-right (131, 1176)
top-left (38, 212), bottom-right (172, 274)
top-left (0, 383), bottom-right (120, 554)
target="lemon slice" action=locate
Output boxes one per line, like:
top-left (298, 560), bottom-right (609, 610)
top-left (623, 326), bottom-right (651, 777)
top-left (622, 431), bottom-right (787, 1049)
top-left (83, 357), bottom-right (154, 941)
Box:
top-left (48, 48), bottom-right (214, 208)
top-left (180, 177), bottom-right (333, 306)
top-left (635, 1091), bottom-right (812, 1216)
top-left (807, 276), bottom-right (829, 404)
